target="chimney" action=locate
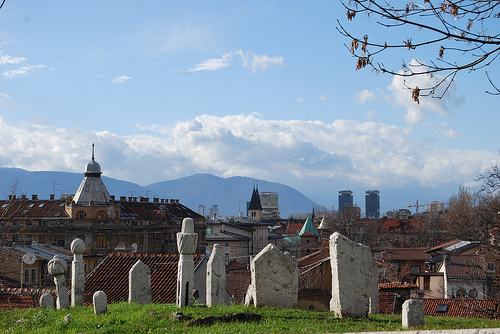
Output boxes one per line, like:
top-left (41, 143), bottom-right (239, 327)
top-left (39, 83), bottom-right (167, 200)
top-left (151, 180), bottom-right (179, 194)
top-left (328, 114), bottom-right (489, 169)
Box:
top-left (128, 197), bottom-right (133, 202)
top-left (110, 195), bottom-right (115, 201)
top-left (153, 198), bottom-right (159, 203)
top-left (8, 195), bottom-right (16, 200)
top-left (32, 194), bottom-right (38, 200)
top-left (50, 194), bottom-right (55, 200)
top-left (120, 196), bottom-right (126, 201)
top-left (140, 197), bottom-right (148, 202)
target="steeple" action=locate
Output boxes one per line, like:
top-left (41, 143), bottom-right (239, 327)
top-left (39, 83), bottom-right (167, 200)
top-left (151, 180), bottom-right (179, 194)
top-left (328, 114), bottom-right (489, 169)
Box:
top-left (248, 182), bottom-right (263, 220)
top-left (71, 144), bottom-right (111, 206)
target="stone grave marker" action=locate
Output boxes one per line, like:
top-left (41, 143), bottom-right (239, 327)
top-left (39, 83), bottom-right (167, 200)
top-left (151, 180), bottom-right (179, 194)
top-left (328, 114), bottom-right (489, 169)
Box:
top-left (48, 255), bottom-right (69, 309)
top-left (329, 232), bottom-right (374, 318)
top-left (93, 290), bottom-right (108, 314)
top-left (128, 260), bottom-right (152, 304)
top-left (245, 243), bottom-right (298, 308)
top-left (402, 299), bottom-right (425, 328)
top-left (176, 217), bottom-right (198, 307)
top-left (39, 292), bottom-right (55, 309)
top-left (206, 244), bottom-right (226, 307)
top-left (71, 238), bottom-right (86, 307)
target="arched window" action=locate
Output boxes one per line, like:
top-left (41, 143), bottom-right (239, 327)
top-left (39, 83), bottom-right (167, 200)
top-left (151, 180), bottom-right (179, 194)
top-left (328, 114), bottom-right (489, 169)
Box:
top-left (469, 289), bottom-right (478, 299)
top-left (456, 288), bottom-right (466, 299)
top-left (77, 211), bottom-right (86, 219)
top-left (97, 211), bottom-right (107, 219)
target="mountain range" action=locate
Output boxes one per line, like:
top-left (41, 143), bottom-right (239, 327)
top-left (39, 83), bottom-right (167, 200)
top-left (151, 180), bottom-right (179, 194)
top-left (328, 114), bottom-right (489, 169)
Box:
top-left (0, 168), bottom-right (314, 218)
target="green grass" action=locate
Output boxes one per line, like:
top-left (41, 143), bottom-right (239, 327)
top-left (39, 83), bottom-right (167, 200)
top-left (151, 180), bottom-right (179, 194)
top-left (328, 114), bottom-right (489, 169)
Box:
top-left (1, 303), bottom-right (499, 333)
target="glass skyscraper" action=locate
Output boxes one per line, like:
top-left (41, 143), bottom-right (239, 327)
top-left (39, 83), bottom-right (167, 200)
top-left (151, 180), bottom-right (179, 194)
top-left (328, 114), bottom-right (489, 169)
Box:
top-left (365, 190), bottom-right (380, 219)
top-left (338, 190), bottom-right (353, 216)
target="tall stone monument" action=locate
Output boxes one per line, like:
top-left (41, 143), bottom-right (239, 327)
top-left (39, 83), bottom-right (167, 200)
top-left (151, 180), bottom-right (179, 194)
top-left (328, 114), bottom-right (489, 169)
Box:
top-left (176, 217), bottom-right (198, 307)
top-left (245, 243), bottom-right (298, 308)
top-left (128, 260), bottom-right (152, 304)
top-left (402, 299), bottom-right (425, 328)
top-left (48, 255), bottom-right (69, 309)
top-left (206, 244), bottom-right (226, 307)
top-left (71, 238), bottom-right (86, 307)
top-left (329, 232), bottom-right (374, 318)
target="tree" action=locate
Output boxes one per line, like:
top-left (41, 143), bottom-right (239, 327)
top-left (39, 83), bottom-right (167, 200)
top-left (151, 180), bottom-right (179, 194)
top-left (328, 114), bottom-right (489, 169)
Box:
top-left (478, 162), bottom-right (500, 194)
top-left (338, 0), bottom-right (500, 101)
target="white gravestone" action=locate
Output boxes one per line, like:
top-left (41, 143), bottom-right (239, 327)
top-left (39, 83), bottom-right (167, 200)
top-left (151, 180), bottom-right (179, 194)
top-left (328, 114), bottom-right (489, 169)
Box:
top-left (402, 299), bottom-right (425, 328)
top-left (176, 218), bottom-right (198, 307)
top-left (245, 243), bottom-right (298, 308)
top-left (93, 290), bottom-right (108, 314)
top-left (329, 232), bottom-right (373, 318)
top-left (128, 260), bottom-right (152, 304)
top-left (48, 255), bottom-right (69, 309)
top-left (71, 238), bottom-right (86, 307)
top-left (39, 292), bottom-right (55, 309)
top-left (206, 244), bottom-right (226, 307)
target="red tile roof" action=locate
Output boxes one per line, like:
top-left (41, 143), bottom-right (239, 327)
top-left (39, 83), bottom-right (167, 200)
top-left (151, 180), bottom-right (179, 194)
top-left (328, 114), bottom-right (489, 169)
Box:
top-left (378, 282), bottom-right (418, 290)
top-left (0, 288), bottom-right (55, 310)
top-left (83, 253), bottom-right (204, 306)
top-left (379, 291), bottom-right (398, 314)
top-left (382, 248), bottom-right (431, 261)
top-left (445, 255), bottom-right (487, 280)
top-left (420, 298), bottom-right (500, 319)
top-left (226, 269), bottom-right (251, 304)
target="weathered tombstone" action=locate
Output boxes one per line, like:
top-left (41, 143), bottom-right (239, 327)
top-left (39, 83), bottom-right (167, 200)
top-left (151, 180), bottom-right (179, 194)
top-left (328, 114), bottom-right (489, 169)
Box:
top-left (39, 292), bottom-right (55, 309)
top-left (245, 243), bottom-right (298, 308)
top-left (176, 217), bottom-right (198, 307)
top-left (206, 244), bottom-right (226, 307)
top-left (71, 238), bottom-right (86, 307)
top-left (48, 255), bottom-right (70, 309)
top-left (93, 290), bottom-right (108, 314)
top-left (128, 260), bottom-right (152, 304)
top-left (402, 299), bottom-right (425, 328)
top-left (329, 232), bottom-right (372, 318)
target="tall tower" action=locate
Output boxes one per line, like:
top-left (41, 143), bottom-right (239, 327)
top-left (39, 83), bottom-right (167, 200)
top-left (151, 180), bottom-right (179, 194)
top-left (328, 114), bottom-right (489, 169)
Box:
top-left (66, 144), bottom-right (120, 220)
top-left (365, 190), bottom-right (380, 219)
top-left (248, 183), bottom-right (263, 221)
top-left (338, 190), bottom-right (353, 216)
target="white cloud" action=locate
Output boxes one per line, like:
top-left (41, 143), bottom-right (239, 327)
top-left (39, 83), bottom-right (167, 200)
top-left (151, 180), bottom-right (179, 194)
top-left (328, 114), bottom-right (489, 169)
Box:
top-left (320, 95), bottom-right (327, 101)
top-left (0, 55), bottom-right (26, 65)
top-left (387, 59), bottom-right (465, 125)
top-left (236, 50), bottom-right (284, 73)
top-left (296, 98), bottom-right (304, 103)
top-left (186, 52), bottom-right (233, 72)
top-left (2, 64), bottom-right (46, 78)
top-left (356, 89), bottom-right (376, 104)
top-left (112, 75), bottom-right (132, 83)
top-left (0, 114), bottom-right (495, 192)
top-left (186, 50), bottom-right (284, 73)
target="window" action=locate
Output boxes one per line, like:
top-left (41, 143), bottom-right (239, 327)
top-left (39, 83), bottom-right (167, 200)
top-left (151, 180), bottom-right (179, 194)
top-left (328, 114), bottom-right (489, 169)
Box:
top-left (436, 304), bottom-right (449, 312)
top-left (28, 204), bottom-right (35, 208)
top-left (456, 288), bottom-right (466, 299)
top-left (97, 211), bottom-right (107, 219)
top-left (97, 235), bottom-right (106, 248)
top-left (411, 265), bottom-right (421, 275)
top-left (1, 204), bottom-right (7, 208)
top-left (24, 269), bottom-right (29, 285)
top-left (38, 204), bottom-right (45, 208)
top-left (31, 269), bottom-right (36, 284)
top-left (487, 262), bottom-right (496, 273)
top-left (77, 235), bottom-right (85, 241)
top-left (54, 235), bottom-right (65, 247)
top-left (469, 289), bottom-right (478, 299)
top-left (77, 211), bottom-right (86, 219)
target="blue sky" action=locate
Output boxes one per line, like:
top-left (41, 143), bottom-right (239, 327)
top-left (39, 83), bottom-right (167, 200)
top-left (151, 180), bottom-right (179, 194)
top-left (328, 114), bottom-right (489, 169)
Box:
top-left (0, 1), bottom-right (498, 214)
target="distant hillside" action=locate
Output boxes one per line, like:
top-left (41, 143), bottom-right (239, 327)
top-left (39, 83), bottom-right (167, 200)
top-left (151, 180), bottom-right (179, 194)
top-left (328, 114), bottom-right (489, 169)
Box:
top-left (145, 174), bottom-right (313, 218)
top-left (0, 167), bottom-right (148, 202)
top-left (0, 169), bottom-right (314, 218)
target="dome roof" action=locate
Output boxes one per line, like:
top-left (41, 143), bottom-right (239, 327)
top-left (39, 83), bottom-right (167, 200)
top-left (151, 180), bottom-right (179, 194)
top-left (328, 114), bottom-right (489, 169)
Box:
top-left (85, 158), bottom-right (102, 175)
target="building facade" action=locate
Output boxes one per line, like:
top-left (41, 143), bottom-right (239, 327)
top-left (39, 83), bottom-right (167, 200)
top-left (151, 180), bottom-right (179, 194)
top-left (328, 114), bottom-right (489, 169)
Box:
top-left (0, 148), bottom-right (207, 287)
top-left (338, 190), bottom-right (353, 216)
top-left (365, 190), bottom-right (380, 219)
top-left (260, 192), bottom-right (280, 218)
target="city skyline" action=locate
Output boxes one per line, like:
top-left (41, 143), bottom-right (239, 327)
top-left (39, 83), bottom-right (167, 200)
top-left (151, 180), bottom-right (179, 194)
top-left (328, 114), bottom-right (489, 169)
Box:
top-left (0, 2), bottom-right (498, 212)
